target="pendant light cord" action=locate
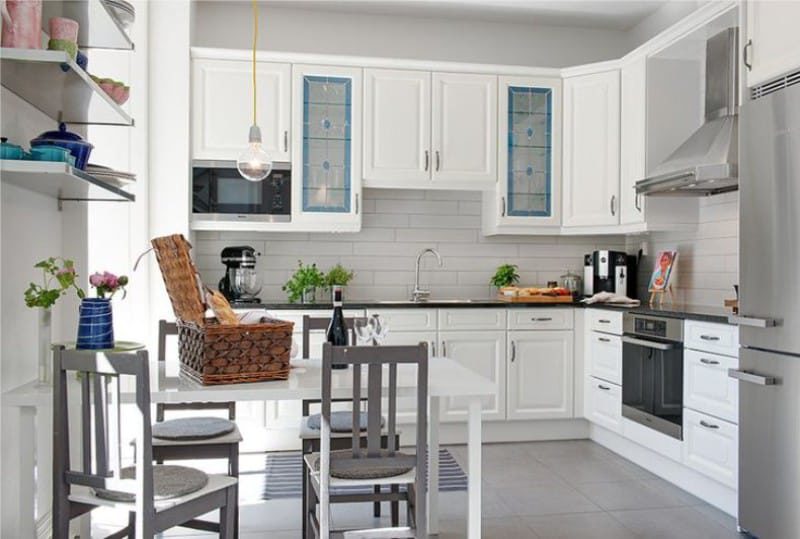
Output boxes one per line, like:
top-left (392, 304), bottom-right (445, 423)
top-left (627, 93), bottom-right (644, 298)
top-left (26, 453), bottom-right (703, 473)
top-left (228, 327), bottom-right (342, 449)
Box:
top-left (251, 0), bottom-right (258, 125)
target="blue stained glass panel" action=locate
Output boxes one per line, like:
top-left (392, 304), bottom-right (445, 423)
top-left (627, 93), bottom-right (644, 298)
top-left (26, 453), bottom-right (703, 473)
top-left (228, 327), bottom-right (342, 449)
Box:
top-left (302, 75), bottom-right (352, 213)
top-left (507, 86), bottom-right (552, 217)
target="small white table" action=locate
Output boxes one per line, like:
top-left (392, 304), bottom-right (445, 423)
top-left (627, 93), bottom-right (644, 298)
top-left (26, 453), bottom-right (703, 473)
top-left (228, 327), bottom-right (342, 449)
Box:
top-left (3, 356), bottom-right (495, 538)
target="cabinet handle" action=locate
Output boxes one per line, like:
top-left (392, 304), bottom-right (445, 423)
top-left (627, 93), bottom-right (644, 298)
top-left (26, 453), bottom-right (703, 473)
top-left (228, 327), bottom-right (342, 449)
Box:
top-left (743, 39), bottom-right (753, 71)
top-left (431, 341), bottom-right (436, 357)
top-left (700, 420), bottom-right (719, 430)
top-left (700, 335), bottom-right (720, 341)
top-left (283, 130), bottom-right (288, 152)
top-left (424, 150), bottom-right (429, 171)
top-left (700, 358), bottom-right (720, 365)
top-left (598, 384), bottom-right (611, 391)
top-left (635, 193), bottom-right (642, 212)
top-left (610, 195), bottom-right (616, 216)
top-left (534, 317), bottom-right (553, 322)
top-left (435, 150), bottom-right (440, 171)
top-left (598, 337), bottom-right (611, 343)
top-left (441, 341), bottom-right (447, 357)
top-left (510, 341), bottom-right (516, 362)
top-left (598, 319), bottom-right (611, 324)
top-left (501, 196), bottom-right (506, 217)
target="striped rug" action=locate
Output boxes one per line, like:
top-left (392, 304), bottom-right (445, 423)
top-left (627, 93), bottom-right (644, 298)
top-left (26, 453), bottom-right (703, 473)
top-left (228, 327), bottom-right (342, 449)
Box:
top-left (262, 449), bottom-right (468, 500)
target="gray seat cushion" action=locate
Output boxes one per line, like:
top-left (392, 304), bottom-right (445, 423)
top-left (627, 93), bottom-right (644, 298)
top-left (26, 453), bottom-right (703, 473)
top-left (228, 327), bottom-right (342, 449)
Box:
top-left (306, 411), bottom-right (384, 432)
top-left (310, 450), bottom-right (415, 480)
top-left (94, 465), bottom-right (208, 502)
top-left (152, 417), bottom-right (236, 441)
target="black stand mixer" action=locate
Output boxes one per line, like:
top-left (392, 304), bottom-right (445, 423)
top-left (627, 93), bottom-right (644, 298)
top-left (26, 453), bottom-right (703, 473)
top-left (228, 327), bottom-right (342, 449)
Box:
top-left (218, 246), bottom-right (262, 304)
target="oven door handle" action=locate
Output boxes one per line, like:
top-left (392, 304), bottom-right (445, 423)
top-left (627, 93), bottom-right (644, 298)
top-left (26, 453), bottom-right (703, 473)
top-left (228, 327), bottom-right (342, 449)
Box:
top-left (621, 336), bottom-right (675, 351)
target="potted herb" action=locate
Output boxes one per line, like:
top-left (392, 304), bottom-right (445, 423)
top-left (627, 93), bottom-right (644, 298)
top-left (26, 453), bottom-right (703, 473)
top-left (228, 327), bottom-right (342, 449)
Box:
top-left (325, 263), bottom-right (355, 293)
top-left (490, 263), bottom-right (520, 295)
top-left (24, 258), bottom-right (84, 385)
top-left (76, 271), bottom-right (129, 350)
top-left (283, 261), bottom-right (326, 304)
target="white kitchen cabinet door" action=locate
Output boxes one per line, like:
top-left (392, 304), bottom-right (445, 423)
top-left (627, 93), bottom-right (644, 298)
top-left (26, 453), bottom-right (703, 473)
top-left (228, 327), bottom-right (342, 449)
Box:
top-left (562, 69), bottom-right (621, 227)
top-left (588, 332), bottom-right (622, 385)
top-left (363, 69), bottom-right (431, 186)
top-left (507, 331), bottom-right (574, 420)
top-left (439, 331), bottom-right (506, 422)
top-left (192, 58), bottom-right (290, 161)
top-left (745, 1), bottom-right (800, 88)
top-left (684, 349), bottom-right (739, 424)
top-left (683, 408), bottom-right (738, 489)
top-left (431, 72), bottom-right (497, 188)
top-left (584, 377), bottom-right (622, 433)
top-left (379, 331), bottom-right (437, 423)
top-left (291, 64), bottom-right (362, 231)
top-left (620, 56), bottom-right (646, 225)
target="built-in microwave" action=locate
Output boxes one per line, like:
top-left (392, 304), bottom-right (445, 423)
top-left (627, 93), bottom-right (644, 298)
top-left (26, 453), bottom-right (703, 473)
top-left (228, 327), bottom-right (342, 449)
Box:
top-left (192, 160), bottom-right (291, 223)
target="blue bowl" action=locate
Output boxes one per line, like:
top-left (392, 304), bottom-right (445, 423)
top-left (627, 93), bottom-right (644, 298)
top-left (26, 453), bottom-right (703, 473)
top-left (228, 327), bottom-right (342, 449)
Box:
top-left (31, 123), bottom-right (93, 170)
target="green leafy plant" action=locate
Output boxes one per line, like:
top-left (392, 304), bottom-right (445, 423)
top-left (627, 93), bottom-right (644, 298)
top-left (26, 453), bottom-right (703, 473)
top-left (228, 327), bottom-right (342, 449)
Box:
top-left (490, 263), bottom-right (520, 288)
top-left (24, 258), bottom-right (85, 309)
top-left (283, 260), bottom-right (326, 303)
top-left (325, 263), bottom-right (355, 287)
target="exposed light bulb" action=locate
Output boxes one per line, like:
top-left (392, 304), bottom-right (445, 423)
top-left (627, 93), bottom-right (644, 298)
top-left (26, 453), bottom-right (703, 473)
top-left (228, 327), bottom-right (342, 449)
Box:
top-left (237, 125), bottom-right (273, 182)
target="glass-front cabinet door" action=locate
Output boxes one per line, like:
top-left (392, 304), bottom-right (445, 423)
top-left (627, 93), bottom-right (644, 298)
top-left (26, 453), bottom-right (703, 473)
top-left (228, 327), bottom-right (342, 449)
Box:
top-left (483, 76), bottom-right (561, 234)
top-left (292, 64), bottom-right (362, 231)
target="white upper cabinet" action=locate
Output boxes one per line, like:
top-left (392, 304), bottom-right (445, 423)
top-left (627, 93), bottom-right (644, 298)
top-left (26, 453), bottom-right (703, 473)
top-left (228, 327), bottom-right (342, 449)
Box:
top-left (745, 1), bottom-right (800, 88)
top-left (192, 58), bottom-right (291, 162)
top-left (620, 56), bottom-right (646, 225)
top-left (291, 64), bottom-right (362, 231)
top-left (562, 69), bottom-right (621, 227)
top-left (483, 76), bottom-right (562, 234)
top-left (431, 73), bottom-right (498, 188)
top-left (363, 69), bottom-right (432, 186)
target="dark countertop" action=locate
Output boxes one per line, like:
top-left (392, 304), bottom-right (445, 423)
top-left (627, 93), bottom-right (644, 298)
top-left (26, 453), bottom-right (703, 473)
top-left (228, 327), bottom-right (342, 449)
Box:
top-left (233, 299), bottom-right (736, 324)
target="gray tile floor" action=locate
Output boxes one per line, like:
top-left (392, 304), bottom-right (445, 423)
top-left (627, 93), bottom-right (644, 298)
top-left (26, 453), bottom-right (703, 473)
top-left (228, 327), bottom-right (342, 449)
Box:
top-left (96, 440), bottom-right (743, 538)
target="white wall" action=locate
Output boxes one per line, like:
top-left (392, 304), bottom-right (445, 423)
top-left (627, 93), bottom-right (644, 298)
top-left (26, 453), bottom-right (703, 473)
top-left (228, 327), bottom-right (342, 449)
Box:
top-left (629, 191), bottom-right (738, 307)
top-left (194, 189), bottom-right (625, 302)
top-left (192, 3), bottom-right (631, 67)
top-left (626, 0), bottom-right (708, 49)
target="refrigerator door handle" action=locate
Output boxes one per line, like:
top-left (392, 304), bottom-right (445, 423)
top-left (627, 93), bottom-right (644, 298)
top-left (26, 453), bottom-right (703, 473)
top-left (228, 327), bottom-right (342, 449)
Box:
top-left (728, 368), bottom-right (777, 386)
top-left (728, 315), bottom-right (778, 328)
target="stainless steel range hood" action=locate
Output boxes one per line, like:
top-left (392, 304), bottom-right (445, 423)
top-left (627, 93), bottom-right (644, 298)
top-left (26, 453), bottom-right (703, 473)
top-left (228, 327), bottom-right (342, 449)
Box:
top-left (637, 28), bottom-right (739, 197)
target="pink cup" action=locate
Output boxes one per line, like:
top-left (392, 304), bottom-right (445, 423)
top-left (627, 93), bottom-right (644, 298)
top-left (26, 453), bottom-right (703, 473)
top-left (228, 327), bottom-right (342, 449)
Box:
top-left (49, 17), bottom-right (78, 42)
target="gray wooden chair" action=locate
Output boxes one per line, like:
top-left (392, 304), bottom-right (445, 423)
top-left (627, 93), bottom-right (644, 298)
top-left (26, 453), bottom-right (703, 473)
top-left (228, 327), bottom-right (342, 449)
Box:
top-left (152, 319), bottom-right (242, 536)
top-left (305, 342), bottom-right (428, 538)
top-left (300, 316), bottom-right (401, 538)
top-left (51, 346), bottom-right (238, 539)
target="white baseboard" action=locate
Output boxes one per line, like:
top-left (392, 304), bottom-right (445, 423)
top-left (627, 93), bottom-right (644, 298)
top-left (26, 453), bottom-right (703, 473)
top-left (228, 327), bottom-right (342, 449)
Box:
top-left (589, 424), bottom-right (738, 517)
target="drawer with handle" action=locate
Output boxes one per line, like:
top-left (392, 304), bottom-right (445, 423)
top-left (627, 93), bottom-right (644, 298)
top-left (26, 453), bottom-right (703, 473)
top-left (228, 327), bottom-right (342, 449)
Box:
top-left (587, 309), bottom-right (623, 335)
top-left (684, 349), bottom-right (739, 424)
top-left (685, 320), bottom-right (739, 357)
top-left (682, 408), bottom-right (738, 489)
top-left (366, 308), bottom-right (437, 332)
top-left (585, 376), bottom-right (622, 433)
top-left (588, 332), bottom-right (622, 385)
top-left (508, 308), bottom-right (573, 330)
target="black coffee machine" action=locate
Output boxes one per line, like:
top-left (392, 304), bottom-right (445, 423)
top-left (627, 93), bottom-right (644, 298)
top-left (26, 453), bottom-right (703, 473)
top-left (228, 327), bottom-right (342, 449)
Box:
top-left (218, 246), bottom-right (262, 303)
top-left (583, 250), bottom-right (637, 298)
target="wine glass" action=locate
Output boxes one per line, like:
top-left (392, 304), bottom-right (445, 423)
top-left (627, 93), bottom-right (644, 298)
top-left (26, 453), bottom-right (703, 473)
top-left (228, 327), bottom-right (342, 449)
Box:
top-left (369, 314), bottom-right (390, 345)
top-left (353, 318), bottom-right (373, 346)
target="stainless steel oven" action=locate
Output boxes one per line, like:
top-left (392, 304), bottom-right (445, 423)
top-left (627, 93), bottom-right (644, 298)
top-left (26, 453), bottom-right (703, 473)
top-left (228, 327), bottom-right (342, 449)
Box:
top-left (192, 160), bottom-right (291, 223)
top-left (621, 313), bottom-right (684, 439)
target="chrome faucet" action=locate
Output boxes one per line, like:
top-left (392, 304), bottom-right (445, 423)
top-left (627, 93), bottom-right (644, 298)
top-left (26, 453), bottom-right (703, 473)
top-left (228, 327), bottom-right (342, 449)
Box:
top-left (412, 248), bottom-right (443, 302)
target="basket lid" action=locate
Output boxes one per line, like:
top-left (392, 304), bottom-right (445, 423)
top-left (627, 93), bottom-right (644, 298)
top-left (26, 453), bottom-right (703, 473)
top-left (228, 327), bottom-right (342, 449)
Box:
top-left (151, 234), bottom-right (206, 324)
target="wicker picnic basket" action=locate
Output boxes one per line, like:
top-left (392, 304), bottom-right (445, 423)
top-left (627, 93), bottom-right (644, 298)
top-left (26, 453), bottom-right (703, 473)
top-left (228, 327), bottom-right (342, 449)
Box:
top-left (151, 234), bottom-right (294, 385)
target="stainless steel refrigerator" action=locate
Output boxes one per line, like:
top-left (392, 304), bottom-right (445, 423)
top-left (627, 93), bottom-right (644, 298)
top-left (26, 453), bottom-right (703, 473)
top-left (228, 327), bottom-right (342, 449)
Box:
top-left (731, 79), bottom-right (800, 538)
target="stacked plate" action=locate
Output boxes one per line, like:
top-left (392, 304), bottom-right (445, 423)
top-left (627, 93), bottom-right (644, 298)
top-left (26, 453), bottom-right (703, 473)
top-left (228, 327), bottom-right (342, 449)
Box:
top-left (85, 164), bottom-right (136, 188)
top-left (103, 0), bottom-right (135, 29)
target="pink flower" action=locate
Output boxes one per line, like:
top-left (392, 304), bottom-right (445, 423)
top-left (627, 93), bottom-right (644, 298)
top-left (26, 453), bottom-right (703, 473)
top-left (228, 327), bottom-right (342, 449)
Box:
top-left (102, 272), bottom-right (119, 289)
top-left (89, 272), bottom-right (104, 287)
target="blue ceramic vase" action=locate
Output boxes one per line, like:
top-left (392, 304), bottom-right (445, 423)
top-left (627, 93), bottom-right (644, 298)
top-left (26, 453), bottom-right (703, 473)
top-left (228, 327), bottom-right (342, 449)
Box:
top-left (76, 298), bottom-right (114, 350)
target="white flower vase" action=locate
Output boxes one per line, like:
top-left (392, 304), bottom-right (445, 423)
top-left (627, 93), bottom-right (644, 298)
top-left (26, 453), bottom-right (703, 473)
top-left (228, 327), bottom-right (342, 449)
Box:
top-left (37, 307), bottom-right (52, 386)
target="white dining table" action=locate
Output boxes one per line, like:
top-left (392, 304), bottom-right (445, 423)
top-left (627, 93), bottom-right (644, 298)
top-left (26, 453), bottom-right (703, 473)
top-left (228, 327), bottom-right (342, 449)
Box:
top-left (2, 356), bottom-right (495, 538)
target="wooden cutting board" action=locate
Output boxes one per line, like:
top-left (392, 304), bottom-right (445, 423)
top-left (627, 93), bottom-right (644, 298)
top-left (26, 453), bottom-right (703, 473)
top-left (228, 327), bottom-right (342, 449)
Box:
top-left (497, 294), bottom-right (574, 303)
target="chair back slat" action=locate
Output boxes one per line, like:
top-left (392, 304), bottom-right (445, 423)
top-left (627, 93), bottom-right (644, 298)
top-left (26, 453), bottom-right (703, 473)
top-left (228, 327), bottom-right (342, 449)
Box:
top-left (366, 363), bottom-right (383, 457)
top-left (81, 375), bottom-right (92, 473)
top-left (92, 374), bottom-right (109, 476)
top-left (387, 362), bottom-right (397, 454)
top-left (108, 374), bottom-right (122, 478)
top-left (351, 363), bottom-right (361, 457)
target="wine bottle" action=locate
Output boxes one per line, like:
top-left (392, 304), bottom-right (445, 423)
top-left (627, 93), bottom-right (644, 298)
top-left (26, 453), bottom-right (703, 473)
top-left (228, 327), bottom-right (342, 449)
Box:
top-left (326, 285), bottom-right (348, 369)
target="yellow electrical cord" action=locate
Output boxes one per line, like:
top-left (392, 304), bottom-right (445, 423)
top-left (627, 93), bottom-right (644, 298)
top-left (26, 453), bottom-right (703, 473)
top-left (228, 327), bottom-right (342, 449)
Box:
top-left (251, 0), bottom-right (258, 125)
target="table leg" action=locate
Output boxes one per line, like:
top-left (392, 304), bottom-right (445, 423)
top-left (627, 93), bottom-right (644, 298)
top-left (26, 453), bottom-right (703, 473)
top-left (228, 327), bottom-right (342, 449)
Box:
top-left (467, 397), bottom-right (482, 539)
top-left (427, 395), bottom-right (440, 535)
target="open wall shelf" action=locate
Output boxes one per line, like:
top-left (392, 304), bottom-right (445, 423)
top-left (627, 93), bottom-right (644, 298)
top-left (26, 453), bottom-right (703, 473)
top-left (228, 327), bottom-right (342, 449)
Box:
top-left (0, 160), bottom-right (135, 203)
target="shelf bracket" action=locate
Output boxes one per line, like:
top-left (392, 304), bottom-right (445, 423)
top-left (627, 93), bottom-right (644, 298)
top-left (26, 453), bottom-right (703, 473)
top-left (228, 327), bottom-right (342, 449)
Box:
top-left (58, 197), bottom-right (132, 211)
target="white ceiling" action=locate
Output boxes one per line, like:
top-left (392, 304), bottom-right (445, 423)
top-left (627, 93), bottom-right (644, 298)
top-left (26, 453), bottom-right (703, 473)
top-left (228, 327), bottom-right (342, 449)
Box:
top-left (262, 0), bottom-right (671, 30)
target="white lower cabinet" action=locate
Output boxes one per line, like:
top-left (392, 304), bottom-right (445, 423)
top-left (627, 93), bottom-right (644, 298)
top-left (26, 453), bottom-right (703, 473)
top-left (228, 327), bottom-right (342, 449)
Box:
top-left (584, 376), bottom-right (622, 433)
top-left (379, 330), bottom-right (437, 423)
top-left (588, 332), bottom-right (622, 385)
top-left (507, 331), bottom-right (574, 420)
top-left (684, 349), bottom-right (739, 424)
top-left (439, 331), bottom-right (506, 422)
top-left (682, 408), bottom-right (738, 489)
